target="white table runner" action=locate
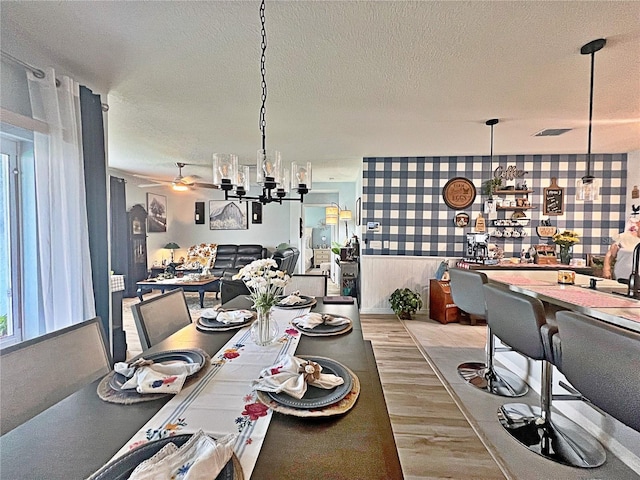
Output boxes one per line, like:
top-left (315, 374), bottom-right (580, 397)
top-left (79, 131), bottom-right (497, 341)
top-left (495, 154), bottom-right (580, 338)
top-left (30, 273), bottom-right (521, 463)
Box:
top-left (112, 307), bottom-right (308, 479)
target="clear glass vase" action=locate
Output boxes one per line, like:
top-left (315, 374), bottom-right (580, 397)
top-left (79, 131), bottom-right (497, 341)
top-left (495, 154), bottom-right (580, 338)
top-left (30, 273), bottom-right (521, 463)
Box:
top-left (250, 307), bottom-right (279, 346)
top-left (559, 245), bottom-right (573, 265)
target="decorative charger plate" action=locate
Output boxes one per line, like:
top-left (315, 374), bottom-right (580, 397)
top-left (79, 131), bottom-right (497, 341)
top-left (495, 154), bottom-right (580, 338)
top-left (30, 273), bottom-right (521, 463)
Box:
top-left (86, 433), bottom-right (243, 480)
top-left (257, 356), bottom-right (360, 418)
top-left (293, 320), bottom-right (353, 337)
top-left (109, 349), bottom-right (206, 392)
top-left (275, 295), bottom-right (317, 309)
top-left (196, 311), bottom-right (256, 332)
top-left (266, 356), bottom-right (353, 409)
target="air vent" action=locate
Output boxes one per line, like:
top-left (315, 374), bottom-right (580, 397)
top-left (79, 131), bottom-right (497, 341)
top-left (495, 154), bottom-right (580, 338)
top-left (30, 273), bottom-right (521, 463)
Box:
top-left (534, 128), bottom-right (572, 137)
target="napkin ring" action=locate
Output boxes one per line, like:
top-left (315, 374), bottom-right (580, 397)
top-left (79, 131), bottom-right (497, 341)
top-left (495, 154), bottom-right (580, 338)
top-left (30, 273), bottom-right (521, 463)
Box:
top-left (129, 358), bottom-right (154, 369)
top-left (299, 360), bottom-right (322, 383)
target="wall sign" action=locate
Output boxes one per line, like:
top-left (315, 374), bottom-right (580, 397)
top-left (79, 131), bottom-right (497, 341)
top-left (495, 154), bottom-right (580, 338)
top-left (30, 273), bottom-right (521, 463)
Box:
top-left (543, 177), bottom-right (564, 215)
top-left (442, 177), bottom-right (476, 209)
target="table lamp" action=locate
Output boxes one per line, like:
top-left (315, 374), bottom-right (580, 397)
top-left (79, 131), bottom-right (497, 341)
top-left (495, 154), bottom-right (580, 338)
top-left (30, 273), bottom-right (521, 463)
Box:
top-left (163, 242), bottom-right (180, 263)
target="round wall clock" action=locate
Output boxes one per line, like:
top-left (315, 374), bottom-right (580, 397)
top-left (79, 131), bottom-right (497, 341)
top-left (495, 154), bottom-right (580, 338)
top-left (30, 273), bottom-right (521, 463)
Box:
top-left (442, 177), bottom-right (476, 209)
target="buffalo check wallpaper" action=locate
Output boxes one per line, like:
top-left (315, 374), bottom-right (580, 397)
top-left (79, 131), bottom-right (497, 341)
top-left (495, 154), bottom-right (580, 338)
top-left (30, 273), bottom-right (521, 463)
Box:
top-left (361, 153), bottom-right (627, 258)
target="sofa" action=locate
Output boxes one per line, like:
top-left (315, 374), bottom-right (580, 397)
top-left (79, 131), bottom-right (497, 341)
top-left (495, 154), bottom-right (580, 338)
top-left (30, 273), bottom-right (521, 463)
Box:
top-left (184, 244), bottom-right (268, 297)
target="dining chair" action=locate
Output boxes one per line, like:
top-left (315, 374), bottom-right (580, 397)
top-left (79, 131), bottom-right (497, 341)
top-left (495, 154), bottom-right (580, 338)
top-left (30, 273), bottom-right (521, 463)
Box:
top-left (450, 268), bottom-right (528, 397)
top-left (0, 317), bottom-right (111, 434)
top-left (555, 311), bottom-right (640, 433)
top-left (487, 285), bottom-right (606, 468)
top-left (131, 288), bottom-right (192, 350)
top-left (220, 278), bottom-right (251, 305)
top-left (284, 273), bottom-right (327, 297)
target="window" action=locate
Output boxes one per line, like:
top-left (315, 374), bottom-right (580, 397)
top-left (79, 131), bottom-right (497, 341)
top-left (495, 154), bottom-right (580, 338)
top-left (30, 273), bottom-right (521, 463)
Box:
top-left (1, 128), bottom-right (40, 347)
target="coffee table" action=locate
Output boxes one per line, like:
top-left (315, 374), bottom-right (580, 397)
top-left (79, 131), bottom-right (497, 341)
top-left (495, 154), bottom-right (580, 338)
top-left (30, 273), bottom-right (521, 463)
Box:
top-left (136, 277), bottom-right (219, 307)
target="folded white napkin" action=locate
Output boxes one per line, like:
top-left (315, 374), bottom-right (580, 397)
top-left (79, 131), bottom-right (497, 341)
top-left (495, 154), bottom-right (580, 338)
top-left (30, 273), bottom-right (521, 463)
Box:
top-left (199, 307), bottom-right (221, 319)
top-left (216, 309), bottom-right (254, 324)
top-left (252, 355), bottom-right (344, 399)
top-left (292, 312), bottom-right (351, 330)
top-left (128, 430), bottom-right (236, 480)
top-left (278, 293), bottom-right (305, 305)
top-left (114, 358), bottom-right (201, 394)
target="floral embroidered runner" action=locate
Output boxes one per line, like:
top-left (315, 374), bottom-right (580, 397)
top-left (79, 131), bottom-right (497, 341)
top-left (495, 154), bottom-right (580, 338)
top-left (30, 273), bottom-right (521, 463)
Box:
top-left (111, 307), bottom-right (308, 478)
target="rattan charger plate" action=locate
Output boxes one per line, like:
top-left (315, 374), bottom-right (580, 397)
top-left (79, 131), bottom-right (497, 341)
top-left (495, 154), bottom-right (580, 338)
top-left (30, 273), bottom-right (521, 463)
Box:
top-left (97, 348), bottom-right (211, 404)
top-left (256, 358), bottom-right (360, 417)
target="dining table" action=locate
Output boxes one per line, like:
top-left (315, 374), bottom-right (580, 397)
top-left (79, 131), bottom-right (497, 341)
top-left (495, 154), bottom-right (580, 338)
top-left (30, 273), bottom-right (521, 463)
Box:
top-left (0, 297), bottom-right (403, 480)
top-left (479, 269), bottom-right (640, 333)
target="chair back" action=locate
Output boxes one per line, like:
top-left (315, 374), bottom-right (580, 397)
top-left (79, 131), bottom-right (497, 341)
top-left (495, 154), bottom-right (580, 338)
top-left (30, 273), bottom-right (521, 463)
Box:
top-left (448, 268), bottom-right (488, 318)
top-left (284, 274), bottom-right (327, 297)
top-left (0, 317), bottom-right (111, 434)
top-left (555, 311), bottom-right (640, 432)
top-left (483, 284), bottom-right (548, 361)
top-left (131, 289), bottom-right (192, 350)
top-left (220, 278), bottom-right (251, 305)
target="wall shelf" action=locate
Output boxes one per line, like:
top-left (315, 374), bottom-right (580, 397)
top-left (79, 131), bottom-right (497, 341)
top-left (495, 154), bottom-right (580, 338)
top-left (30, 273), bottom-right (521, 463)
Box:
top-left (496, 206), bottom-right (535, 211)
top-left (493, 189), bottom-right (534, 195)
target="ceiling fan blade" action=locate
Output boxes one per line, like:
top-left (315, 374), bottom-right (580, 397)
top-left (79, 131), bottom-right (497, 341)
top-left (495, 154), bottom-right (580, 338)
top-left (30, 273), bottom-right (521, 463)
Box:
top-left (193, 182), bottom-right (219, 189)
top-left (180, 174), bottom-right (202, 184)
top-left (137, 182), bottom-right (168, 188)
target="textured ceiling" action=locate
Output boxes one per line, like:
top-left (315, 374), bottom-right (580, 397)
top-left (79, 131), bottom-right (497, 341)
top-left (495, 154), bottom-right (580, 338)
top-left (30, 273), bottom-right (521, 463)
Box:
top-left (2, 1), bottom-right (639, 184)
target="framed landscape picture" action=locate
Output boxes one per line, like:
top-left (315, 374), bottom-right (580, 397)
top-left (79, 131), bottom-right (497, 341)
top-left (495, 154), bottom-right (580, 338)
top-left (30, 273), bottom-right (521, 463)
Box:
top-left (147, 193), bottom-right (167, 232)
top-left (209, 200), bottom-right (248, 230)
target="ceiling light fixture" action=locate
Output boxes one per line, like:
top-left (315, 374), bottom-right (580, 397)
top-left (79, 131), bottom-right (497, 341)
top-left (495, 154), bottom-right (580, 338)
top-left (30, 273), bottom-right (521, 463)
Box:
top-left (576, 38), bottom-right (606, 202)
top-left (212, 0), bottom-right (311, 205)
top-left (325, 203), bottom-right (352, 237)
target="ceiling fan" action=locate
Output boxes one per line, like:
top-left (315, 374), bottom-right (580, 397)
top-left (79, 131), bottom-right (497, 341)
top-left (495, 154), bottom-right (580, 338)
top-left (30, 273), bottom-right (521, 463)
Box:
top-left (135, 162), bottom-right (218, 191)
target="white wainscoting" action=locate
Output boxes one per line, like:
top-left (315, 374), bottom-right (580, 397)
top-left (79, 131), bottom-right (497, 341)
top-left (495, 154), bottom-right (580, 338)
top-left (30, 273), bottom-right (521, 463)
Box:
top-left (360, 255), bottom-right (448, 314)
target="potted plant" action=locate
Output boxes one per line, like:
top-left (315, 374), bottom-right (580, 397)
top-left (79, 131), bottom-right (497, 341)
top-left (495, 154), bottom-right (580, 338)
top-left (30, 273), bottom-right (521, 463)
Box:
top-left (389, 288), bottom-right (423, 320)
top-left (482, 177), bottom-right (502, 197)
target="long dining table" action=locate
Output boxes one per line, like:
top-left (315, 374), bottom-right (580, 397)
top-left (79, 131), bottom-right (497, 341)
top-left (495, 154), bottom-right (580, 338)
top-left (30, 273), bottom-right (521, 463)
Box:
top-left (0, 298), bottom-right (403, 480)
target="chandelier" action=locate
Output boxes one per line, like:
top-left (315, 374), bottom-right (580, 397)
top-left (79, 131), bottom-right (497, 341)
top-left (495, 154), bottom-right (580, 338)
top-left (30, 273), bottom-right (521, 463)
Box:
top-left (212, 0), bottom-right (311, 205)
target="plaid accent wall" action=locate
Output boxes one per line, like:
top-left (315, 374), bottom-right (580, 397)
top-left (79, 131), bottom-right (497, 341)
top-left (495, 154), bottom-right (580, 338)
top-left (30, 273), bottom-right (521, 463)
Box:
top-left (361, 154), bottom-right (627, 258)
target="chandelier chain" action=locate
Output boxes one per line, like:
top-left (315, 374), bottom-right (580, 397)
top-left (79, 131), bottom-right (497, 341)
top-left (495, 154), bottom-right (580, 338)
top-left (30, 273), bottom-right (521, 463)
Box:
top-left (259, 0), bottom-right (267, 152)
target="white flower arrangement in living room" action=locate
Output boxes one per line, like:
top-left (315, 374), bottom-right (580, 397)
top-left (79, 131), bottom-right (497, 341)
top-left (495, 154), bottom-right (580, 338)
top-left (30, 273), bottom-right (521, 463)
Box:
top-left (233, 259), bottom-right (291, 345)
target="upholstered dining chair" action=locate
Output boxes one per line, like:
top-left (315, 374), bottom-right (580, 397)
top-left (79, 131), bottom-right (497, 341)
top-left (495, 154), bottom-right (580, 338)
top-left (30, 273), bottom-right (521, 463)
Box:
top-left (284, 274), bottom-right (327, 297)
top-left (487, 285), bottom-right (606, 468)
top-left (220, 278), bottom-right (251, 305)
top-left (131, 288), bottom-right (192, 350)
top-left (555, 311), bottom-right (640, 433)
top-left (0, 317), bottom-right (111, 434)
top-left (450, 268), bottom-right (528, 397)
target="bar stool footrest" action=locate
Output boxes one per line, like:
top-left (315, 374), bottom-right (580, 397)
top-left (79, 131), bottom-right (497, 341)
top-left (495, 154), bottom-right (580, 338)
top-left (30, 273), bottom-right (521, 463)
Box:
top-left (498, 402), bottom-right (606, 469)
top-left (457, 362), bottom-right (528, 397)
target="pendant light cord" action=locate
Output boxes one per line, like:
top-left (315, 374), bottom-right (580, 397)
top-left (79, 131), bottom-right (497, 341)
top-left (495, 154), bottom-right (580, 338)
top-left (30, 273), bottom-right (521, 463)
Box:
top-left (259, 0), bottom-right (267, 152)
top-left (586, 49), bottom-right (596, 178)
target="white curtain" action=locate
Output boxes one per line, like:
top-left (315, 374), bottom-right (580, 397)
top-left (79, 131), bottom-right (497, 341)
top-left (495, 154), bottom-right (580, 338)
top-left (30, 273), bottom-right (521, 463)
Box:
top-left (27, 68), bottom-right (96, 333)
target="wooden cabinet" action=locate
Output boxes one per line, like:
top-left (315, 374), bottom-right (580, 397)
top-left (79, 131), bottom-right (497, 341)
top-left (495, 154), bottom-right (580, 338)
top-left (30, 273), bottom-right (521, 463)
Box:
top-left (124, 204), bottom-right (148, 297)
top-left (313, 248), bottom-right (331, 267)
top-left (337, 261), bottom-right (359, 300)
top-left (429, 279), bottom-right (459, 324)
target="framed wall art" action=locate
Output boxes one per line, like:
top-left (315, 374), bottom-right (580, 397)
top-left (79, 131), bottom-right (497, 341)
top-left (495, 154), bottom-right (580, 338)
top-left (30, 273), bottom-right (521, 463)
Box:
top-left (146, 193), bottom-right (167, 232)
top-left (209, 200), bottom-right (248, 230)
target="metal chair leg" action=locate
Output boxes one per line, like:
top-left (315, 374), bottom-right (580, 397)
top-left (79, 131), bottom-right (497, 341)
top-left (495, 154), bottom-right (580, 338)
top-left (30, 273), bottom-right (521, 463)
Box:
top-left (457, 327), bottom-right (528, 397)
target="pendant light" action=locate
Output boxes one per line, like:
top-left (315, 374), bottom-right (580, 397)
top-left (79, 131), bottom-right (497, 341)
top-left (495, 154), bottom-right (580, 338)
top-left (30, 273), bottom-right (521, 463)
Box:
top-left (576, 38), bottom-right (606, 201)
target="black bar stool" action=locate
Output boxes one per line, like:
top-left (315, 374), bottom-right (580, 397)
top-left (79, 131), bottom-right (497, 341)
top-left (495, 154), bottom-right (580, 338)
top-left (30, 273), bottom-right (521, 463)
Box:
top-left (485, 285), bottom-right (606, 468)
top-left (451, 268), bottom-right (528, 397)
top-left (555, 311), bottom-right (640, 433)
